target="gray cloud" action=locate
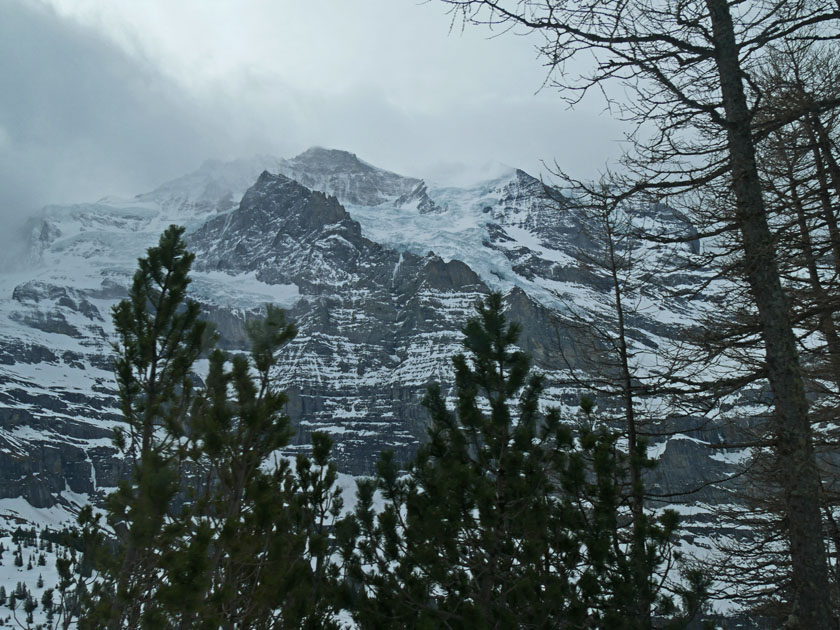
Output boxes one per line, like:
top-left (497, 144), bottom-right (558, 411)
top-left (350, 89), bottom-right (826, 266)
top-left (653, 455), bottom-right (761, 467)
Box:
top-left (0, 1), bottom-right (240, 219)
top-left (0, 0), bottom-right (627, 235)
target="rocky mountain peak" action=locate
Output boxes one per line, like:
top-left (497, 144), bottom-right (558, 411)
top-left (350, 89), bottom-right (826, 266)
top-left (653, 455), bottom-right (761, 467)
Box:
top-left (189, 171), bottom-right (367, 281)
top-left (513, 168), bottom-right (541, 186)
top-left (290, 147), bottom-right (369, 172)
top-left (242, 170), bottom-right (353, 234)
top-left (280, 148), bottom-right (419, 206)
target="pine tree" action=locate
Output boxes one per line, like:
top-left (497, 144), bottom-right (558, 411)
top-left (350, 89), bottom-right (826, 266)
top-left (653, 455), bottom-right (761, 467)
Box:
top-left (163, 306), bottom-right (344, 628)
top-left (23, 593), bottom-right (36, 622)
top-left (78, 226), bottom-right (347, 628)
top-left (343, 293), bottom-right (694, 628)
top-left (78, 225), bottom-right (210, 628)
top-left (41, 588), bottom-right (53, 613)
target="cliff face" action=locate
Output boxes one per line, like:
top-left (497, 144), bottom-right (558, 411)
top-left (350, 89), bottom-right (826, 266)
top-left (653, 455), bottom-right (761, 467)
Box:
top-left (0, 148), bottom-right (736, 530)
top-left (188, 171), bottom-right (491, 470)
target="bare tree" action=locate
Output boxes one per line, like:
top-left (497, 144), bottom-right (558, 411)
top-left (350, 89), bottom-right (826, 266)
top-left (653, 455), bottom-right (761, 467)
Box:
top-left (547, 179), bottom-right (705, 626)
top-left (700, 40), bottom-right (840, 619)
top-left (441, 1), bottom-right (840, 627)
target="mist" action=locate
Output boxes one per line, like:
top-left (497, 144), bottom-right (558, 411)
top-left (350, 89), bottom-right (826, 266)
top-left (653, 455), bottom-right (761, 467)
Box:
top-left (0, 0), bottom-right (627, 266)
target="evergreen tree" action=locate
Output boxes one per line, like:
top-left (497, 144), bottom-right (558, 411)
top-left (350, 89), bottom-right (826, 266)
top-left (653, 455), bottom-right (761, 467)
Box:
top-left (78, 225), bottom-right (210, 629)
top-left (78, 226), bottom-right (347, 628)
top-left (342, 293), bottom-right (695, 628)
top-left (165, 307), bottom-right (345, 628)
top-left (41, 588), bottom-right (53, 614)
top-left (23, 593), bottom-right (36, 622)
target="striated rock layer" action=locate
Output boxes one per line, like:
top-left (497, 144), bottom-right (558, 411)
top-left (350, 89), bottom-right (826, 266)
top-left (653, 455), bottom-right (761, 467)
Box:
top-left (0, 147), bottom-right (737, 527)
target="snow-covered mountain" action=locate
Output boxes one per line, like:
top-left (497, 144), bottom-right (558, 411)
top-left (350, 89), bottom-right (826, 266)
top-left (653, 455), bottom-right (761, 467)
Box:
top-left (0, 147), bottom-right (740, 546)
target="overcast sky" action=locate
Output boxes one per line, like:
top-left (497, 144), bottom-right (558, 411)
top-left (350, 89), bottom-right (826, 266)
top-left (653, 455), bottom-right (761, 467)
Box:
top-left (1, 0), bottom-right (628, 223)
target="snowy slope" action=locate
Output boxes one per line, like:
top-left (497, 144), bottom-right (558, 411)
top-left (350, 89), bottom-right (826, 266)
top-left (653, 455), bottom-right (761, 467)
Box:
top-left (0, 148), bottom-right (736, 566)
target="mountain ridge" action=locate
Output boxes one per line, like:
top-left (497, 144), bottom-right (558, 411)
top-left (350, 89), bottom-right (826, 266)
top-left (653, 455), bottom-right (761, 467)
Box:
top-left (0, 148), bottom-right (736, 542)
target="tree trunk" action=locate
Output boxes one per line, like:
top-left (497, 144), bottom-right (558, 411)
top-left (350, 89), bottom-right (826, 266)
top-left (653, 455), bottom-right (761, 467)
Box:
top-left (605, 215), bottom-right (651, 628)
top-left (705, 1), bottom-right (834, 627)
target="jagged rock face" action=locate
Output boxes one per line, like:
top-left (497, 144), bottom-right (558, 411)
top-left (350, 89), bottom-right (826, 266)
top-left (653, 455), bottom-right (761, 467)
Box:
top-left (0, 147), bottom-right (730, 523)
top-left (189, 171), bottom-right (493, 471)
top-left (394, 181), bottom-right (443, 215)
top-left (278, 147), bottom-right (419, 206)
top-left (132, 147), bottom-right (420, 221)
